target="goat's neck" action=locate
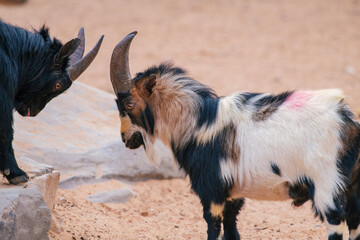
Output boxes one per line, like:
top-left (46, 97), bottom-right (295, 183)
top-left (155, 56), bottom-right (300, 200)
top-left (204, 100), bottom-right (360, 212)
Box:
top-left (153, 94), bottom-right (200, 148)
top-left (158, 93), bottom-right (251, 148)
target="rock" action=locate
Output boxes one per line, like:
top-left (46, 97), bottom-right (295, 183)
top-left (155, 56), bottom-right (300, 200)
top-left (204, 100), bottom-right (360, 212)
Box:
top-left (58, 174), bottom-right (97, 189)
top-left (17, 157), bottom-right (54, 179)
top-left (13, 82), bottom-right (183, 188)
top-left (87, 188), bottom-right (136, 203)
top-left (345, 65), bottom-right (356, 75)
top-left (31, 171), bottom-right (60, 210)
top-left (16, 157), bottom-right (61, 235)
top-left (0, 184), bottom-right (51, 240)
top-left (49, 215), bottom-right (64, 234)
top-left (17, 157), bottom-right (60, 211)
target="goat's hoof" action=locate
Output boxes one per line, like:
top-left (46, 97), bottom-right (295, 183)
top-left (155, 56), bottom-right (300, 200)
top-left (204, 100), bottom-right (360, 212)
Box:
top-left (7, 174), bottom-right (29, 185)
top-left (3, 165), bottom-right (29, 185)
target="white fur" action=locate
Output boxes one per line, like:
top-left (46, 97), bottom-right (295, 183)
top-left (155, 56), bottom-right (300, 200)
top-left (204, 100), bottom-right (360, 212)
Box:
top-left (218, 89), bottom-right (346, 213)
top-left (326, 222), bottom-right (346, 236)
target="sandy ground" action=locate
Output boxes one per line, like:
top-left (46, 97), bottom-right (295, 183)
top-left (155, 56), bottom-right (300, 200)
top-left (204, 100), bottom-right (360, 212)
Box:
top-left (48, 179), bottom-right (329, 240)
top-left (1, 0), bottom-right (360, 239)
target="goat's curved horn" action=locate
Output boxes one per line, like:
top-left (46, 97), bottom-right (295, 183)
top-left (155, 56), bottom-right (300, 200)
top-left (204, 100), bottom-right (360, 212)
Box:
top-left (67, 28), bottom-right (104, 81)
top-left (68, 28), bottom-right (85, 66)
top-left (110, 31), bottom-right (137, 94)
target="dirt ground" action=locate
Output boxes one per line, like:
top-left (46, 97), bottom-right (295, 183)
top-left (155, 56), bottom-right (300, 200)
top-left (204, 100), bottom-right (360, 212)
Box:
top-left (1, 0), bottom-right (360, 239)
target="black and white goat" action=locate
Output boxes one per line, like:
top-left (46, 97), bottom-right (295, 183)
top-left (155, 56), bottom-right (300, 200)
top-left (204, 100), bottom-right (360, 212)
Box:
top-left (110, 32), bottom-right (360, 240)
top-left (0, 20), bottom-right (103, 184)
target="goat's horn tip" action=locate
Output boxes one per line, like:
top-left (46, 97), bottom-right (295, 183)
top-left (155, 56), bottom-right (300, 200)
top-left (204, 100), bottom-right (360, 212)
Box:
top-left (96, 35), bottom-right (105, 45)
top-left (78, 27), bottom-right (85, 35)
top-left (125, 31), bottom-right (137, 38)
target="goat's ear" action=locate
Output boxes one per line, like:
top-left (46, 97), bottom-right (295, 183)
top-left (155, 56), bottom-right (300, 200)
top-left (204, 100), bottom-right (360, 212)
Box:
top-left (52, 38), bottom-right (81, 69)
top-left (145, 74), bottom-right (158, 95)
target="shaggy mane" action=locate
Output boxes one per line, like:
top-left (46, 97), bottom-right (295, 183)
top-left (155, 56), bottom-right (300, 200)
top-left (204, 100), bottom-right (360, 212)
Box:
top-left (134, 63), bottom-right (218, 99)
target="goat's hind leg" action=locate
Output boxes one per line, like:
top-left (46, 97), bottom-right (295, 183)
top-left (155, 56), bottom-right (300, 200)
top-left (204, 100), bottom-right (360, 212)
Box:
top-left (222, 198), bottom-right (244, 240)
top-left (346, 194), bottom-right (360, 240)
top-left (324, 205), bottom-right (346, 240)
top-left (305, 176), bottom-right (346, 240)
top-left (314, 187), bottom-right (346, 240)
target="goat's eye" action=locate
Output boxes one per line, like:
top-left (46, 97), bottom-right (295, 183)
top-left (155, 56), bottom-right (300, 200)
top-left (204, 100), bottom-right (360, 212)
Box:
top-left (54, 82), bottom-right (62, 91)
top-left (126, 103), bottom-right (134, 110)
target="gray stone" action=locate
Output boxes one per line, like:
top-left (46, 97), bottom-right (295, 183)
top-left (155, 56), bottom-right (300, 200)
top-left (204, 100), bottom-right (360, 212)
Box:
top-left (87, 188), bottom-right (136, 203)
top-left (13, 82), bottom-right (183, 188)
top-left (0, 184), bottom-right (51, 240)
top-left (17, 157), bottom-right (60, 211)
top-left (17, 157), bottom-right (54, 179)
top-left (345, 65), bottom-right (356, 75)
top-left (11, 157), bottom-right (61, 236)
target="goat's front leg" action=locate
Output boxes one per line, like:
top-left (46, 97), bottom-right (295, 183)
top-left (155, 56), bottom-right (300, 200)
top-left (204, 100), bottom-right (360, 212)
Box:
top-left (0, 90), bottom-right (28, 184)
top-left (202, 201), bottom-right (223, 240)
top-left (3, 145), bottom-right (29, 184)
top-left (222, 198), bottom-right (244, 240)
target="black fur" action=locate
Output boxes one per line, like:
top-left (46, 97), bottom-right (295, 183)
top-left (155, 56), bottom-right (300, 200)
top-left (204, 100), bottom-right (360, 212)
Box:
top-left (0, 20), bottom-right (77, 184)
top-left (222, 199), bottom-right (244, 240)
top-left (271, 163), bottom-right (281, 176)
top-left (336, 104), bottom-right (360, 237)
top-left (252, 91), bottom-right (293, 121)
top-left (337, 105), bottom-right (360, 183)
top-left (325, 207), bottom-right (344, 225)
top-left (328, 233), bottom-right (343, 240)
top-left (171, 135), bottom-right (232, 204)
top-left (197, 97), bottom-right (220, 128)
top-left (203, 204), bottom-right (222, 239)
top-left (134, 63), bottom-right (186, 80)
top-left (171, 125), bottom-right (240, 239)
top-left (288, 176), bottom-right (314, 208)
top-left (116, 91), bottom-right (130, 117)
top-left (252, 91), bottom-right (293, 108)
top-left (140, 105), bottom-right (155, 134)
top-left (122, 132), bottom-right (144, 149)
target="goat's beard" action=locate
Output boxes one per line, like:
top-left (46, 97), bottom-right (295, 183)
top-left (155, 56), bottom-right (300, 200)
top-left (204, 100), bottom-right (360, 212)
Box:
top-left (142, 133), bottom-right (174, 167)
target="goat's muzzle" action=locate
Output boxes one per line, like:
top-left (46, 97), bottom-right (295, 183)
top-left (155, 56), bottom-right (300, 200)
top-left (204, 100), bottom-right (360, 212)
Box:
top-left (122, 131), bottom-right (144, 149)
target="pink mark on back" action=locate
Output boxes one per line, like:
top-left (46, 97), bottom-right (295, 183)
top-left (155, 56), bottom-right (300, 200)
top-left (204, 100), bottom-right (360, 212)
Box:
top-left (283, 91), bottom-right (312, 110)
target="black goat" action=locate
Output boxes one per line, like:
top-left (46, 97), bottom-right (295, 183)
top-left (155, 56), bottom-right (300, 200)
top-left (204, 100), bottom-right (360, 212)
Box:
top-left (0, 20), bottom-right (103, 184)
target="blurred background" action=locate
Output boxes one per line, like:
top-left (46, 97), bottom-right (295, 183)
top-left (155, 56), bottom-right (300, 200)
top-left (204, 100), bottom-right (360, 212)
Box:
top-left (1, 0), bottom-right (360, 105)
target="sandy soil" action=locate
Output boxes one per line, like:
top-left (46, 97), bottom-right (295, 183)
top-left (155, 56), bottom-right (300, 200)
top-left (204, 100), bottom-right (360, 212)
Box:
top-left (48, 179), bottom-right (330, 240)
top-left (1, 0), bottom-right (360, 239)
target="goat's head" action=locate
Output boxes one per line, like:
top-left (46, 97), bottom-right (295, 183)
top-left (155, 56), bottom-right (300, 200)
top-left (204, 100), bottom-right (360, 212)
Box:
top-left (110, 32), bottom-right (165, 149)
top-left (15, 28), bottom-right (104, 117)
